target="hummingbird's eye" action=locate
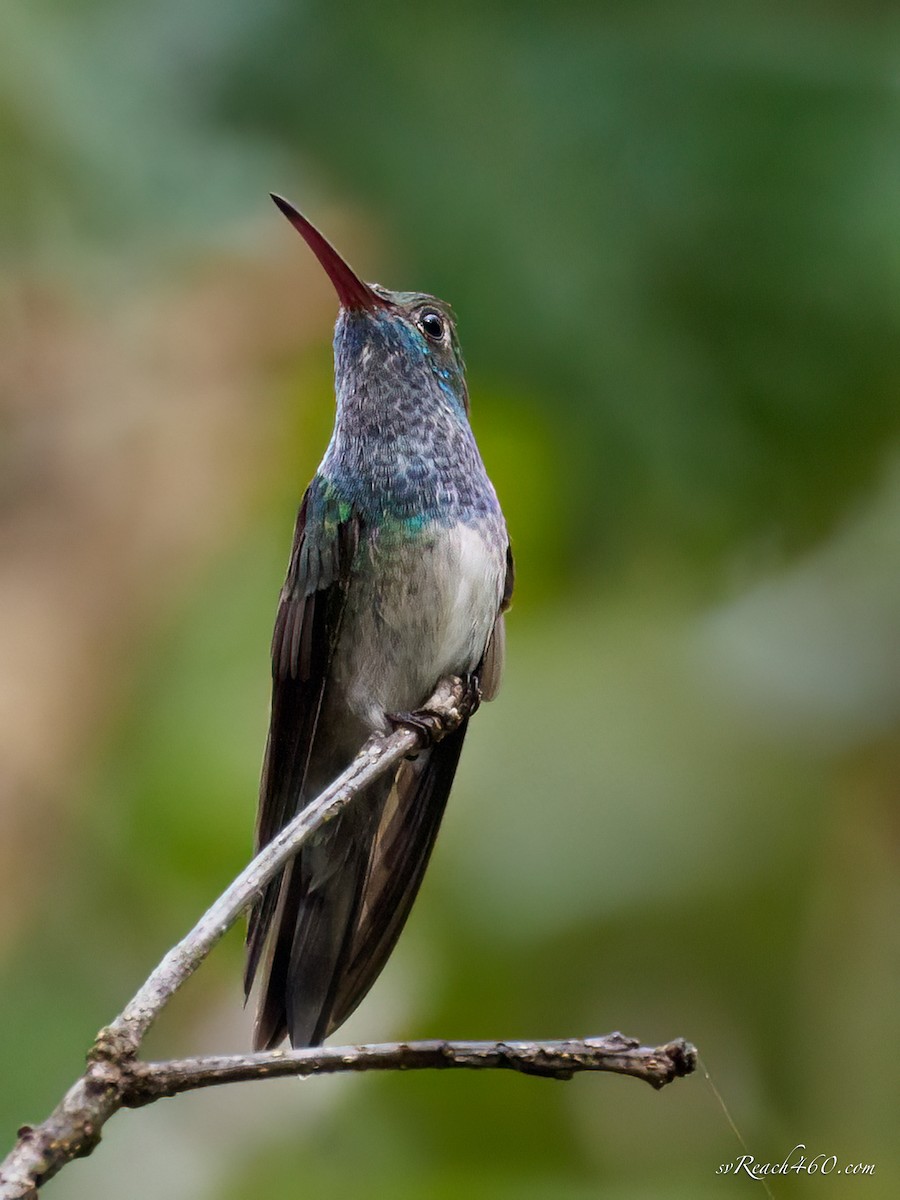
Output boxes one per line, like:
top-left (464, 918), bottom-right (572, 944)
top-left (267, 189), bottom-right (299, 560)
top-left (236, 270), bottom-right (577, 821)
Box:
top-left (417, 309), bottom-right (445, 342)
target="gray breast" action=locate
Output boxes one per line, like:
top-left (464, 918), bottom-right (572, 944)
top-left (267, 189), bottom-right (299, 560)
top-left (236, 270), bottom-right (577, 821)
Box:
top-left (333, 517), bottom-right (506, 732)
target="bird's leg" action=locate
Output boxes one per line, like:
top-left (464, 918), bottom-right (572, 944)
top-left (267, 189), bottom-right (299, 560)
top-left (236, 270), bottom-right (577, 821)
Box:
top-left (386, 675), bottom-right (482, 750)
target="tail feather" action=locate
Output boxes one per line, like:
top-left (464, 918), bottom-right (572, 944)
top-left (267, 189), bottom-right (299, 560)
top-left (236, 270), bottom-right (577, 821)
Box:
top-left (326, 722), bottom-right (467, 1037)
top-left (249, 722), bottom-right (467, 1049)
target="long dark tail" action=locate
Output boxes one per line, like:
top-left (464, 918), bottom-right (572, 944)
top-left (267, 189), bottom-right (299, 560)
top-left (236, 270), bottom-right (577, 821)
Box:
top-left (249, 722), bottom-right (468, 1049)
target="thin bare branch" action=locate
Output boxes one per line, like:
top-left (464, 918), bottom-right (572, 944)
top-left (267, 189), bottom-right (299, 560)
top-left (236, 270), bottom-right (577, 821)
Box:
top-left (0, 675), bottom-right (697, 1200)
top-left (125, 1035), bottom-right (697, 1100)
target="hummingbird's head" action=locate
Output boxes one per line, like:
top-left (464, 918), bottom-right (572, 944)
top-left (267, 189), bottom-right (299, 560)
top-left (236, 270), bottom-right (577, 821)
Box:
top-left (271, 194), bottom-right (470, 424)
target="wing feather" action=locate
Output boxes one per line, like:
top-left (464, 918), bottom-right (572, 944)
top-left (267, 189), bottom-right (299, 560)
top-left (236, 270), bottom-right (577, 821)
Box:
top-left (244, 480), bottom-right (359, 998)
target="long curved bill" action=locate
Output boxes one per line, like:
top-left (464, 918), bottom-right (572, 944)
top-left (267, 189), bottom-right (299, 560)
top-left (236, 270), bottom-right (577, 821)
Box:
top-left (270, 193), bottom-right (389, 311)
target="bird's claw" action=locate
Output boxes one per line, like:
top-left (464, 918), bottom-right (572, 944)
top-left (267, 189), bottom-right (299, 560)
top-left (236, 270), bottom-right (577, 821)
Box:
top-left (387, 708), bottom-right (446, 743)
top-left (387, 674), bottom-right (482, 751)
top-left (460, 672), bottom-right (482, 718)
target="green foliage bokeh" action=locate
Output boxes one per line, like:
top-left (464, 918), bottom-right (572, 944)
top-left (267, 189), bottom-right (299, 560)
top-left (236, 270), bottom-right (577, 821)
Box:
top-left (1, 2), bottom-right (898, 1198)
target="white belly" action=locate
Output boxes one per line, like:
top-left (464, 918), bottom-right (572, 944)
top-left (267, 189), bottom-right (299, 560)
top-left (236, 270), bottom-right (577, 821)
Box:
top-left (334, 521), bottom-right (505, 731)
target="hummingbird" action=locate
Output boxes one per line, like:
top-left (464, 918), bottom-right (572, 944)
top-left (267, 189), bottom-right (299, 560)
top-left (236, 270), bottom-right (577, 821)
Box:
top-left (244, 195), bottom-right (514, 1049)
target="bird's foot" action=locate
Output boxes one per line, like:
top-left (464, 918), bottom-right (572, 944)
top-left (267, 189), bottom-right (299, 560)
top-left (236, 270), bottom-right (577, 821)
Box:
top-left (386, 708), bottom-right (447, 745)
top-left (459, 672), bottom-right (482, 719)
top-left (387, 675), bottom-right (481, 750)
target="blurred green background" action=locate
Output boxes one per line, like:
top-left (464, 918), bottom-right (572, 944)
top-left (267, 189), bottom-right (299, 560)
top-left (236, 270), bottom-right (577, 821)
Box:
top-left (1, 2), bottom-right (898, 1197)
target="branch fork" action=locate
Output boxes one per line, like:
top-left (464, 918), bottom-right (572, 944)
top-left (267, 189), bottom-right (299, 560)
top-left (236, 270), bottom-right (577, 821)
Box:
top-left (0, 677), bottom-right (696, 1198)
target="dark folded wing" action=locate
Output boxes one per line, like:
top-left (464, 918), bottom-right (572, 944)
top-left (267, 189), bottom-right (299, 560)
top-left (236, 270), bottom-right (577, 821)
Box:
top-left (479, 540), bottom-right (515, 701)
top-left (244, 479), bottom-right (360, 995)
